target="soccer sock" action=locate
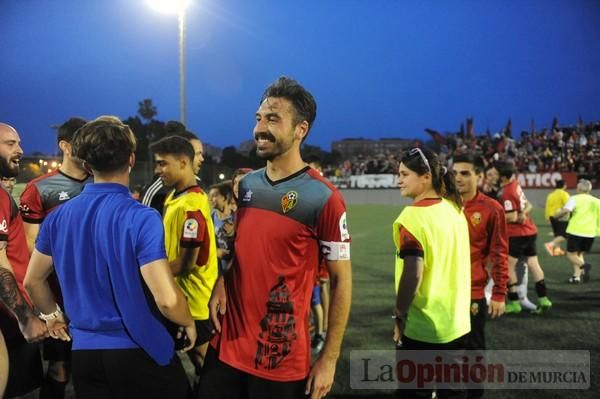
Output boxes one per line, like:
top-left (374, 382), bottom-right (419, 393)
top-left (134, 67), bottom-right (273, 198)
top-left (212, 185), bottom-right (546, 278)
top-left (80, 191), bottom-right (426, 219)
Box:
top-left (507, 292), bottom-right (519, 301)
top-left (535, 279), bottom-right (547, 298)
top-left (39, 377), bottom-right (67, 399)
top-left (507, 283), bottom-right (519, 301)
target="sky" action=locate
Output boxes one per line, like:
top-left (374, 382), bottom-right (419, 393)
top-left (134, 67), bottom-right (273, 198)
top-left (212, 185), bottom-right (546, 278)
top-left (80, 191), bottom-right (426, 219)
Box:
top-left (1, 0), bottom-right (600, 154)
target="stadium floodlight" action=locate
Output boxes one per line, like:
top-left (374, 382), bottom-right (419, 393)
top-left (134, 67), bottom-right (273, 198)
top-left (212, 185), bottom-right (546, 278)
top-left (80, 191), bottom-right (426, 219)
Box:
top-left (147, 0), bottom-right (191, 126)
top-left (147, 0), bottom-right (191, 14)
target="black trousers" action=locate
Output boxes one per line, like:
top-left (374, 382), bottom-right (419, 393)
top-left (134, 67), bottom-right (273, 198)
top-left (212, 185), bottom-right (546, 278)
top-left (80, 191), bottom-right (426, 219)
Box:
top-left (394, 334), bottom-right (468, 399)
top-left (71, 348), bottom-right (190, 399)
top-left (196, 345), bottom-right (307, 399)
top-left (465, 298), bottom-right (487, 398)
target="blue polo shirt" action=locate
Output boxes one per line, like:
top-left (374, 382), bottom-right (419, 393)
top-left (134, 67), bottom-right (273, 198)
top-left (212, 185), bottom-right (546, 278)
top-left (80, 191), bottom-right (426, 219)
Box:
top-left (36, 183), bottom-right (175, 365)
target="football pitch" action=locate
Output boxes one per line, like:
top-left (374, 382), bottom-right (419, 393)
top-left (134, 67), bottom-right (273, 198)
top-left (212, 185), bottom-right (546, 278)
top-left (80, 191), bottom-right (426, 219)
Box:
top-left (331, 204), bottom-right (599, 398)
top-left (11, 182), bottom-right (598, 398)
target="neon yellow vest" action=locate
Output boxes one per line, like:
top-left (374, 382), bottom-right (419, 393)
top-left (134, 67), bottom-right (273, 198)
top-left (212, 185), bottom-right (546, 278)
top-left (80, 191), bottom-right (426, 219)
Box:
top-left (566, 194), bottom-right (600, 238)
top-left (393, 198), bottom-right (471, 343)
top-left (163, 189), bottom-right (218, 320)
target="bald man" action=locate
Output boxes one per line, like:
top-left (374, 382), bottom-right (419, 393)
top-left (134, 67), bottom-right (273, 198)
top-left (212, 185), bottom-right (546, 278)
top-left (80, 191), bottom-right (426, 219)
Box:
top-left (0, 123), bottom-right (48, 397)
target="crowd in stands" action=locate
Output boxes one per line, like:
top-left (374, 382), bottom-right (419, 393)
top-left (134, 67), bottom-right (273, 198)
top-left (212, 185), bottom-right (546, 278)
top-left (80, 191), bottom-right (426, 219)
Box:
top-left (325, 120), bottom-right (600, 184)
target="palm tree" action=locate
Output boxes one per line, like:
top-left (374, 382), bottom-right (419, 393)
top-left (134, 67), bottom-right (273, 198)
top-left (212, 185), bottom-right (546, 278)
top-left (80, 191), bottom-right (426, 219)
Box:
top-left (137, 99), bottom-right (157, 123)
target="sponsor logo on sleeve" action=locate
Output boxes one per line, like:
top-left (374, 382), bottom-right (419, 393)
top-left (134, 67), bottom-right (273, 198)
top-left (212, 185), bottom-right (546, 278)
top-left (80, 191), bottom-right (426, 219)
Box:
top-left (503, 200), bottom-right (513, 212)
top-left (281, 191), bottom-right (298, 214)
top-left (0, 220), bottom-right (7, 233)
top-left (58, 191), bottom-right (70, 201)
top-left (183, 218), bottom-right (199, 239)
top-left (339, 212), bottom-right (350, 241)
top-left (242, 189), bottom-right (253, 202)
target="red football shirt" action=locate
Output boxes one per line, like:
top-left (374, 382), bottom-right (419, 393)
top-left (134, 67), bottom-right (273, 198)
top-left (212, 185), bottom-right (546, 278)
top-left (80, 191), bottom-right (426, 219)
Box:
top-left (463, 191), bottom-right (509, 301)
top-left (213, 168), bottom-right (350, 382)
top-left (0, 188), bottom-right (31, 337)
top-left (499, 180), bottom-right (537, 237)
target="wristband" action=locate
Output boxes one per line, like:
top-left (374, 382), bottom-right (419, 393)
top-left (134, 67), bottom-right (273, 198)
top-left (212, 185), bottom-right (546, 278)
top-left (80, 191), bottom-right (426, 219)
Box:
top-left (39, 304), bottom-right (63, 321)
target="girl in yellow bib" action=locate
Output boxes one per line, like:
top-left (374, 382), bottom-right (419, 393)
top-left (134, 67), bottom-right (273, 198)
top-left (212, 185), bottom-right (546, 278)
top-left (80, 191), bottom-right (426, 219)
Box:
top-left (393, 148), bottom-right (471, 398)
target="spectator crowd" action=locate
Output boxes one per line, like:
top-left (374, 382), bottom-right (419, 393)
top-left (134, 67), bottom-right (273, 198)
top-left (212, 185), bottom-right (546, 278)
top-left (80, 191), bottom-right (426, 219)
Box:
top-left (325, 120), bottom-right (600, 185)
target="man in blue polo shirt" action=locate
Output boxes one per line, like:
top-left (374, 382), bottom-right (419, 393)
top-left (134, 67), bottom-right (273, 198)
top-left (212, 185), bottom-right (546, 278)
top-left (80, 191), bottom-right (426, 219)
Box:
top-left (24, 116), bottom-right (196, 399)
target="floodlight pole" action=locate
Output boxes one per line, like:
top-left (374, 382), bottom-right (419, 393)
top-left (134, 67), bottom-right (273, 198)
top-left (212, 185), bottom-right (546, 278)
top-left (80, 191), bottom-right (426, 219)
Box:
top-left (178, 10), bottom-right (187, 126)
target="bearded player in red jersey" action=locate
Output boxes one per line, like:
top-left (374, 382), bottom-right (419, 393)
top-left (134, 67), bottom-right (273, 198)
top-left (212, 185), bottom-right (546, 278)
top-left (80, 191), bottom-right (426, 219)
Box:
top-left (200, 77), bottom-right (352, 399)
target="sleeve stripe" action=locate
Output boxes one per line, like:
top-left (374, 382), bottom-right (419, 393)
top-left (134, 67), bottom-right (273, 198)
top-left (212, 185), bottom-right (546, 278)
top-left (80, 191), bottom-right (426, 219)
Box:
top-left (141, 179), bottom-right (163, 206)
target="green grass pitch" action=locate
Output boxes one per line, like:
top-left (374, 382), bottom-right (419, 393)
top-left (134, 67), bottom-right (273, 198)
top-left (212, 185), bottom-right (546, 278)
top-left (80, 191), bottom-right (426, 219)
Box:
top-left (331, 204), bottom-right (599, 398)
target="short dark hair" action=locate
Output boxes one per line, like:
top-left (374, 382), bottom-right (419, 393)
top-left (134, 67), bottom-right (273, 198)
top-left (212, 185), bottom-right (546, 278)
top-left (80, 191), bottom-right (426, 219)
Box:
top-left (149, 136), bottom-right (195, 162)
top-left (495, 160), bottom-right (515, 179)
top-left (72, 116), bottom-right (136, 173)
top-left (261, 76), bottom-right (317, 140)
top-left (453, 153), bottom-right (485, 174)
top-left (57, 117), bottom-right (87, 143)
top-left (209, 181), bottom-right (233, 201)
top-left (175, 130), bottom-right (199, 142)
top-left (555, 179), bottom-right (565, 189)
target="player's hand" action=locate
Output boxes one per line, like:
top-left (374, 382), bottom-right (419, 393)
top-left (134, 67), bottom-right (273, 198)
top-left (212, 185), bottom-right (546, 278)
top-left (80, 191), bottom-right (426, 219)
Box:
top-left (392, 314), bottom-right (404, 346)
top-left (19, 314), bottom-right (49, 343)
top-left (179, 323), bottom-right (197, 353)
top-left (488, 300), bottom-right (506, 319)
top-left (209, 276), bottom-right (226, 333)
top-left (47, 314), bottom-right (71, 342)
top-left (306, 353), bottom-right (336, 399)
top-left (216, 248), bottom-right (230, 259)
top-left (516, 212), bottom-right (526, 224)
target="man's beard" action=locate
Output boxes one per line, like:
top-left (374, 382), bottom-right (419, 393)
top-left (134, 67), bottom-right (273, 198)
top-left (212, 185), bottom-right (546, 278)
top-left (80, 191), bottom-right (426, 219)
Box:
top-left (0, 157), bottom-right (18, 178)
top-left (254, 131), bottom-right (287, 161)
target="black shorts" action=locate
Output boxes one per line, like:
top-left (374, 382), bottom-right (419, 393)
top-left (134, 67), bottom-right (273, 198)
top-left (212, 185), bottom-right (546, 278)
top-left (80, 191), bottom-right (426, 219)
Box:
top-left (4, 335), bottom-right (43, 398)
top-left (195, 319), bottom-right (213, 347)
top-left (508, 234), bottom-right (537, 258)
top-left (72, 348), bottom-right (189, 399)
top-left (549, 217), bottom-right (568, 238)
top-left (43, 337), bottom-right (72, 362)
top-left (567, 234), bottom-right (595, 253)
top-left (197, 345), bottom-right (307, 399)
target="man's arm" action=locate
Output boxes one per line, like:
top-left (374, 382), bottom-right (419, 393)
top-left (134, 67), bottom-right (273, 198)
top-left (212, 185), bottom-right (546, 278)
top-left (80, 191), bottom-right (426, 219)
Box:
top-left (168, 246), bottom-right (200, 276)
top-left (515, 201), bottom-right (533, 224)
top-left (306, 259), bottom-right (352, 399)
top-left (554, 207), bottom-right (570, 220)
top-left (1, 249), bottom-right (48, 342)
top-left (23, 222), bottom-right (40, 255)
top-left (140, 258), bottom-right (196, 351)
top-left (488, 207), bottom-right (508, 318)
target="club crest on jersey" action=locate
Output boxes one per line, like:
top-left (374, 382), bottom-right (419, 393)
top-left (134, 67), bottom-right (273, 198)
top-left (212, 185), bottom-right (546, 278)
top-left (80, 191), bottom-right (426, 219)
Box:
top-left (281, 191), bottom-right (298, 214)
top-left (470, 212), bottom-right (482, 226)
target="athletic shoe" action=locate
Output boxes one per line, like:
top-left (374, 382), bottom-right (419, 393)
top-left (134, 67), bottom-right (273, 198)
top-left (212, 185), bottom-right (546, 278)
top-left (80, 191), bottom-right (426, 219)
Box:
top-left (581, 264), bottom-right (591, 283)
top-left (505, 301), bottom-right (522, 314)
top-left (311, 333), bottom-right (325, 354)
top-left (568, 276), bottom-right (581, 284)
top-left (544, 242), bottom-right (555, 256)
top-left (519, 298), bottom-right (537, 311)
top-left (532, 297), bottom-right (552, 314)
